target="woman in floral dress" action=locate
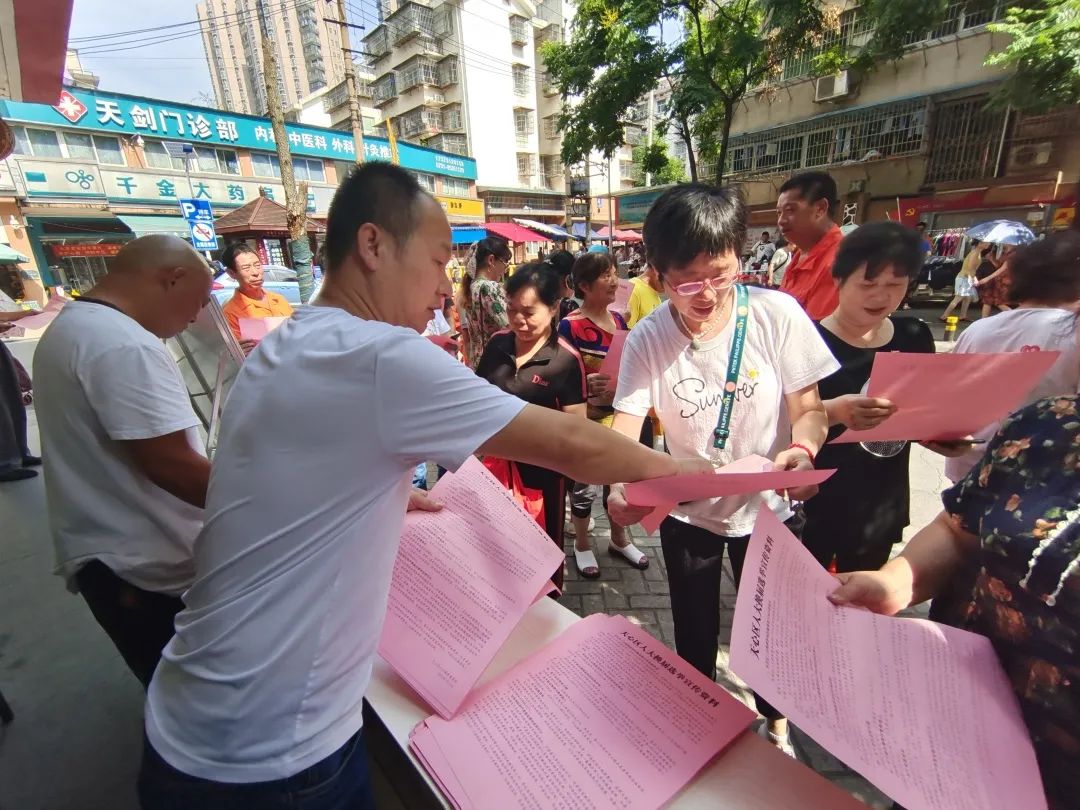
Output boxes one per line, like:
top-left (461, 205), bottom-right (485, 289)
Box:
top-left (832, 394), bottom-right (1080, 809)
top-left (462, 236), bottom-right (512, 369)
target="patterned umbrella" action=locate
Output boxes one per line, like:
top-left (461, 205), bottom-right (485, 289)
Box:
top-left (965, 219), bottom-right (1037, 246)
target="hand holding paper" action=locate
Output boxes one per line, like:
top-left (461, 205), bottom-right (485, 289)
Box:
top-left (623, 455), bottom-right (836, 534)
top-left (730, 509), bottom-right (1047, 810)
top-left (831, 351), bottom-right (1059, 444)
top-left (238, 316), bottom-right (286, 343)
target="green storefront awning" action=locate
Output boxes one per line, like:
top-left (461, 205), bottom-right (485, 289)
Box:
top-left (0, 244), bottom-right (29, 263)
top-left (117, 215), bottom-right (191, 238)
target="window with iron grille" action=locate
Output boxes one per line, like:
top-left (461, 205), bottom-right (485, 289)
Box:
top-left (397, 57), bottom-right (438, 91)
top-left (373, 74), bottom-right (397, 102)
top-left (443, 104), bottom-right (463, 131)
top-left (924, 94), bottom-right (1007, 184)
top-left (512, 64), bottom-right (531, 97)
top-left (510, 15), bottom-right (529, 45)
top-left (620, 160), bottom-right (634, 179)
top-left (905, 2), bottom-right (1003, 46)
top-left (543, 115), bottom-right (559, 139)
top-left (517, 153), bottom-right (537, 177)
top-left (427, 133), bottom-right (469, 155)
top-left (542, 155), bottom-right (562, 176)
top-left (412, 171), bottom-right (436, 192)
top-left (514, 109), bottom-right (535, 136)
top-left (727, 97), bottom-right (927, 178)
top-left (438, 57), bottom-right (459, 87)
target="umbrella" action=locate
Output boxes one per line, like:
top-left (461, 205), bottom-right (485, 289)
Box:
top-left (965, 220), bottom-right (1036, 246)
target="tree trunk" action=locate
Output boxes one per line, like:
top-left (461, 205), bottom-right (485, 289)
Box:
top-left (713, 100), bottom-right (735, 186)
top-left (677, 116), bottom-right (698, 182)
top-left (261, 32), bottom-right (315, 302)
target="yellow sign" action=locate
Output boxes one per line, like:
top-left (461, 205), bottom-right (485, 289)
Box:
top-left (436, 195), bottom-right (484, 219)
top-left (1052, 206), bottom-right (1076, 229)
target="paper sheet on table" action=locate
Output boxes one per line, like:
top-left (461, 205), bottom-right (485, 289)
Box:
top-left (238, 316), bottom-right (286, 342)
top-left (378, 456), bottom-right (565, 719)
top-left (730, 509), bottom-right (1047, 810)
top-left (608, 278), bottom-right (633, 314)
top-left (599, 329), bottom-right (628, 378)
top-left (831, 350), bottom-right (1060, 444)
top-left (625, 454), bottom-right (836, 535)
top-left (409, 613), bottom-right (755, 810)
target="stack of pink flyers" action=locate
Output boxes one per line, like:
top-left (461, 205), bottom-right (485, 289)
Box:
top-left (410, 613), bottom-right (756, 810)
top-left (378, 457), bottom-right (564, 719)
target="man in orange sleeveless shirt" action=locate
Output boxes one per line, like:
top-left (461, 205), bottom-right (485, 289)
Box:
top-left (219, 243), bottom-right (293, 354)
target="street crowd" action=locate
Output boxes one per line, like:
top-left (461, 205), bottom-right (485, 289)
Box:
top-left (0, 164), bottom-right (1077, 809)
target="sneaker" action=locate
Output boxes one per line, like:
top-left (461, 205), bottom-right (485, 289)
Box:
top-left (757, 722), bottom-right (797, 759)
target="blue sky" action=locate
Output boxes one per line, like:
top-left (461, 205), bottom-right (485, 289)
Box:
top-left (68, 0), bottom-right (377, 106)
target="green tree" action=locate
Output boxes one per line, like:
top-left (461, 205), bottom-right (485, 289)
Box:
top-left (986, 0), bottom-right (1080, 111)
top-left (544, 0), bottom-right (966, 184)
top-left (631, 141), bottom-right (688, 185)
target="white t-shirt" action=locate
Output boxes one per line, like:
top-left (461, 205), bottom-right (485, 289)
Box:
top-left (422, 308), bottom-right (452, 336)
top-left (145, 306), bottom-right (526, 783)
top-left (32, 301), bottom-right (204, 595)
top-left (615, 288), bottom-right (839, 537)
top-left (946, 307), bottom-right (1080, 482)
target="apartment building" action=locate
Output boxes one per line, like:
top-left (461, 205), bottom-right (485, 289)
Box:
top-left (721, 2), bottom-right (1078, 233)
top-left (197, 0), bottom-right (348, 115)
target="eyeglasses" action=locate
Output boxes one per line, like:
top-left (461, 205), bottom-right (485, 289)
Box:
top-left (667, 276), bottom-right (733, 297)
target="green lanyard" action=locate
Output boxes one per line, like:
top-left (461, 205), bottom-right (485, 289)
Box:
top-left (712, 284), bottom-right (750, 451)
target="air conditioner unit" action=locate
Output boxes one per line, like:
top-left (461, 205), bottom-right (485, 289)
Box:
top-left (814, 71), bottom-right (852, 102)
top-left (1007, 142), bottom-right (1053, 171)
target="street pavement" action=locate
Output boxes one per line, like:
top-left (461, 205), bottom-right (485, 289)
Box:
top-left (0, 302), bottom-right (959, 809)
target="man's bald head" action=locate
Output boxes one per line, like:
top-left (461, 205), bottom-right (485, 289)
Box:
top-left (98, 235), bottom-right (213, 338)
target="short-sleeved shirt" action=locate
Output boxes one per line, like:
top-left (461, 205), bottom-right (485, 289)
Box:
top-left (145, 307), bottom-right (525, 783)
top-left (464, 278), bottom-right (508, 369)
top-left (614, 289), bottom-right (839, 537)
top-left (558, 310), bottom-right (628, 421)
top-left (221, 289), bottom-right (294, 342)
top-left (32, 300), bottom-right (204, 594)
top-left (627, 277), bottom-right (662, 328)
top-left (476, 329), bottom-right (587, 488)
top-left (780, 224), bottom-right (843, 320)
top-left (946, 307), bottom-right (1080, 482)
top-left (804, 317), bottom-right (935, 549)
top-left (941, 396), bottom-right (1080, 810)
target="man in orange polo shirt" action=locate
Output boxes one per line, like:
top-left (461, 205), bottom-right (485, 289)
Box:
top-left (777, 172), bottom-right (843, 320)
top-left (220, 243), bottom-right (293, 354)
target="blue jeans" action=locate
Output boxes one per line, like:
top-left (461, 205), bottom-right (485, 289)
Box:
top-left (412, 462), bottom-right (428, 490)
top-left (137, 730), bottom-right (375, 810)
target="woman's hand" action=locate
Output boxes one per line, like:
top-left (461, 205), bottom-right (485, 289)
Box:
top-left (586, 372), bottom-right (616, 406)
top-left (920, 438), bottom-right (982, 458)
top-left (832, 394), bottom-right (897, 431)
top-left (828, 569), bottom-right (912, 616)
top-left (239, 338), bottom-right (259, 357)
top-left (606, 483), bottom-right (653, 528)
top-left (772, 448), bottom-right (818, 500)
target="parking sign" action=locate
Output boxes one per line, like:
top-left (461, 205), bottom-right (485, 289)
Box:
top-left (179, 198), bottom-right (218, 251)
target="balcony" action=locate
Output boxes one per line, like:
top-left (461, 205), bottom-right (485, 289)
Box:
top-left (397, 105), bottom-right (444, 139)
top-left (437, 56), bottom-right (459, 88)
top-left (372, 74), bottom-right (397, 106)
top-left (397, 57), bottom-right (439, 92)
top-left (390, 2), bottom-right (436, 45)
top-left (510, 15), bottom-right (529, 45)
top-left (366, 26), bottom-right (390, 59)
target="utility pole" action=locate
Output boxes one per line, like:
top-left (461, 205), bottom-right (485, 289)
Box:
top-left (257, 7), bottom-right (314, 302)
top-left (645, 89), bottom-right (655, 187)
top-left (333, 0), bottom-right (366, 163)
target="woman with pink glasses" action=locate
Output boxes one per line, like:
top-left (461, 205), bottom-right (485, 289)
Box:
top-left (607, 184), bottom-right (838, 755)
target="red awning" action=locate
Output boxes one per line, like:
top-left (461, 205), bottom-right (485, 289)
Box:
top-left (594, 226), bottom-right (642, 241)
top-left (483, 221), bottom-right (550, 243)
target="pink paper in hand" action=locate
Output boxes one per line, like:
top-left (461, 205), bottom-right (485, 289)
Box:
top-left (608, 278), bottom-right (633, 314)
top-left (379, 457), bottom-right (565, 719)
top-left (625, 454), bottom-right (836, 534)
top-left (730, 509), bottom-right (1047, 810)
top-left (599, 329), bottom-right (628, 379)
top-left (409, 614), bottom-right (754, 810)
top-left (238, 316), bottom-right (286, 343)
top-left (831, 350), bottom-right (1060, 444)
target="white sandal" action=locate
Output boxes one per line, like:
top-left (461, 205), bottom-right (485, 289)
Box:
top-left (609, 541), bottom-right (649, 569)
top-left (574, 548), bottom-right (600, 579)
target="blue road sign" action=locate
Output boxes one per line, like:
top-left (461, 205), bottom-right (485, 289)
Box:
top-left (179, 198), bottom-right (218, 251)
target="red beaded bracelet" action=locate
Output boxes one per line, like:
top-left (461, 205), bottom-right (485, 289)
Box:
top-left (788, 442), bottom-right (816, 465)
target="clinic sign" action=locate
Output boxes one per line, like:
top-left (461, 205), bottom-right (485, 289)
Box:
top-left (180, 198), bottom-right (218, 251)
top-left (0, 87), bottom-right (478, 180)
